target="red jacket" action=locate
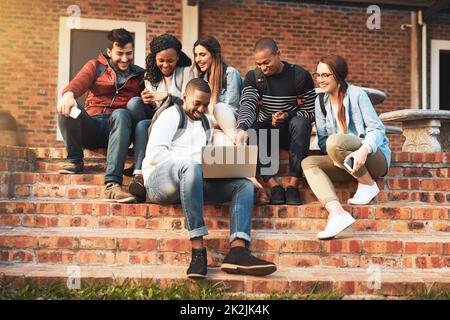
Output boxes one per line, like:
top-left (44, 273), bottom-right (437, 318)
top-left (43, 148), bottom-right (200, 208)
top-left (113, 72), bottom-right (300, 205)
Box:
top-left (62, 53), bottom-right (144, 116)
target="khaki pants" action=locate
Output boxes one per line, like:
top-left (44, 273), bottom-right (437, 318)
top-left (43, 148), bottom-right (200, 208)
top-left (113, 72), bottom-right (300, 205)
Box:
top-left (301, 134), bottom-right (388, 205)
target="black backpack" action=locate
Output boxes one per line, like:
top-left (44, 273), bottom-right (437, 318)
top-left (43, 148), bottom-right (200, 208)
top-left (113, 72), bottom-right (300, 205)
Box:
top-left (147, 94), bottom-right (212, 144)
top-left (318, 92), bottom-right (327, 117)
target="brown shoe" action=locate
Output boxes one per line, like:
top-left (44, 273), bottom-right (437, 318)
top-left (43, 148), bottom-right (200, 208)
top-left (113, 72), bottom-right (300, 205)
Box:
top-left (129, 174), bottom-right (146, 197)
top-left (58, 161), bottom-right (84, 174)
top-left (255, 188), bottom-right (270, 205)
top-left (104, 182), bottom-right (135, 203)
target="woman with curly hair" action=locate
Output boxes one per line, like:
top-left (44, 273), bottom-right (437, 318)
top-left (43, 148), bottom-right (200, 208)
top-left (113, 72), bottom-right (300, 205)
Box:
top-left (194, 36), bottom-right (269, 204)
top-left (127, 34), bottom-right (194, 200)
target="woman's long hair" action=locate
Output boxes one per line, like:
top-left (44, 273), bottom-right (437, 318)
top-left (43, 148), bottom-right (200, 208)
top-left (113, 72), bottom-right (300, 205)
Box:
top-left (194, 36), bottom-right (227, 111)
top-left (145, 34), bottom-right (192, 87)
top-left (318, 54), bottom-right (348, 133)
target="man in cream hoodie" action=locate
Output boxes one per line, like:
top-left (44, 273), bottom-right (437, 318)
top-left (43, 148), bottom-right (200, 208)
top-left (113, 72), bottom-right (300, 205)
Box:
top-left (142, 78), bottom-right (276, 279)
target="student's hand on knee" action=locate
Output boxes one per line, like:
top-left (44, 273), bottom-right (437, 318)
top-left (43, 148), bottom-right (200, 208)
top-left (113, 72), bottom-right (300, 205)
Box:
top-left (57, 92), bottom-right (76, 117)
top-left (235, 129), bottom-right (249, 145)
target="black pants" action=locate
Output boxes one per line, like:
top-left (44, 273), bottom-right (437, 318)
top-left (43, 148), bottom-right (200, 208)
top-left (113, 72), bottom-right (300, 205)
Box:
top-left (250, 115), bottom-right (312, 181)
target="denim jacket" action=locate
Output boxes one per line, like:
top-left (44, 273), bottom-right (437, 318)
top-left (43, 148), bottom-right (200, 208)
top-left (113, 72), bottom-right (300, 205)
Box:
top-left (315, 84), bottom-right (391, 168)
top-left (201, 65), bottom-right (243, 114)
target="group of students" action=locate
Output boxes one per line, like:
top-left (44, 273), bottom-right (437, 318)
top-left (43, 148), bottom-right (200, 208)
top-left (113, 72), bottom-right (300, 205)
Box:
top-left (57, 28), bottom-right (391, 279)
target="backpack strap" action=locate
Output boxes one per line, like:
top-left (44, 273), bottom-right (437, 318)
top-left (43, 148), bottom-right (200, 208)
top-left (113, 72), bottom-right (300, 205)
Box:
top-left (147, 94), bottom-right (182, 137)
top-left (147, 95), bottom-right (212, 145)
top-left (200, 115), bottom-right (212, 145)
top-left (290, 64), bottom-right (304, 107)
top-left (173, 103), bottom-right (187, 142)
top-left (173, 103), bottom-right (212, 144)
top-left (94, 62), bottom-right (107, 84)
top-left (253, 67), bottom-right (266, 96)
top-left (252, 67), bottom-right (266, 110)
top-left (173, 67), bottom-right (184, 94)
top-left (318, 92), bottom-right (327, 117)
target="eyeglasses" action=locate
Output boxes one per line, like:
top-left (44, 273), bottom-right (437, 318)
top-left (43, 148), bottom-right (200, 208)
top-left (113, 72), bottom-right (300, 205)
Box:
top-left (312, 73), bottom-right (334, 80)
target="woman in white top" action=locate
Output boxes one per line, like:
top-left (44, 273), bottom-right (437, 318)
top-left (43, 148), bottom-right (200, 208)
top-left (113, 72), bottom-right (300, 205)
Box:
top-left (127, 34), bottom-right (194, 200)
top-left (193, 36), bottom-right (269, 204)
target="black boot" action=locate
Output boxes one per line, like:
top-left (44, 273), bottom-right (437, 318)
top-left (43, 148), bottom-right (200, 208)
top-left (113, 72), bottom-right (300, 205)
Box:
top-left (221, 246), bottom-right (276, 276)
top-left (285, 186), bottom-right (302, 205)
top-left (270, 185), bottom-right (286, 204)
top-left (187, 248), bottom-right (207, 279)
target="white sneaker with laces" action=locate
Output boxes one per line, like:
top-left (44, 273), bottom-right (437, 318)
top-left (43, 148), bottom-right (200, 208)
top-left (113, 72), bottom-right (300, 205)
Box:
top-left (317, 212), bottom-right (356, 240)
top-left (347, 182), bottom-right (380, 205)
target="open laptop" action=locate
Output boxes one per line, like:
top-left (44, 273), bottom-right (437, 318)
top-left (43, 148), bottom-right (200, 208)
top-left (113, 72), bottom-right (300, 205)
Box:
top-left (201, 145), bottom-right (258, 178)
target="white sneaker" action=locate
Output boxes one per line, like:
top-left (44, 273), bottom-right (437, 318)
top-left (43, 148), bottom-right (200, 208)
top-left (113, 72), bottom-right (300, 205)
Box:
top-left (317, 212), bottom-right (356, 240)
top-left (347, 182), bottom-right (380, 205)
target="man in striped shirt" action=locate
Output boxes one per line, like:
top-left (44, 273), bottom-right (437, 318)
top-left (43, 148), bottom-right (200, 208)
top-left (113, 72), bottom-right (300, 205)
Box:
top-left (236, 38), bottom-right (317, 205)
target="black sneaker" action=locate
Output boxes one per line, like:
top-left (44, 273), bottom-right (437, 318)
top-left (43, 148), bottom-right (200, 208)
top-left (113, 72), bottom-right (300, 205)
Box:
top-left (122, 165), bottom-right (135, 177)
top-left (221, 246), bottom-right (277, 277)
top-left (270, 185), bottom-right (285, 204)
top-left (187, 248), bottom-right (207, 279)
top-left (135, 195), bottom-right (146, 203)
top-left (58, 161), bottom-right (84, 174)
top-left (285, 186), bottom-right (303, 205)
top-left (128, 174), bottom-right (146, 197)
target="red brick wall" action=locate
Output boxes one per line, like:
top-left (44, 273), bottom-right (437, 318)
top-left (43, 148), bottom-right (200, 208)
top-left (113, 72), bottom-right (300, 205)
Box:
top-left (0, 0), bottom-right (182, 147)
top-left (200, 1), bottom-right (411, 112)
top-left (1, 0), bottom-right (449, 151)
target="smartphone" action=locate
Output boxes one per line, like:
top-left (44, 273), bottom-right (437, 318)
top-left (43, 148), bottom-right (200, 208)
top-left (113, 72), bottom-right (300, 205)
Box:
top-left (69, 106), bottom-right (81, 119)
top-left (344, 157), bottom-right (354, 171)
top-left (152, 91), bottom-right (168, 101)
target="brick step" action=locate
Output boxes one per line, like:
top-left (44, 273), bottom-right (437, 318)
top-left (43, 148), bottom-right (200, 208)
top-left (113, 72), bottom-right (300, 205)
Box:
top-left (0, 228), bottom-right (448, 269)
top-left (29, 147), bottom-right (450, 164)
top-left (0, 200), bottom-right (448, 233)
top-left (2, 145), bottom-right (449, 163)
top-left (3, 145), bottom-right (449, 176)
top-left (2, 171), bottom-right (449, 203)
top-left (0, 264), bottom-right (448, 297)
top-left (31, 157), bottom-right (450, 176)
top-left (31, 161), bottom-right (450, 181)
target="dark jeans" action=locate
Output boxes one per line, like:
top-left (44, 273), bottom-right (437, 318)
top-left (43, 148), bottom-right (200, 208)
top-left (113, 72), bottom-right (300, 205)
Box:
top-left (126, 97), bottom-right (155, 172)
top-left (251, 115), bottom-right (312, 181)
top-left (57, 108), bottom-right (132, 185)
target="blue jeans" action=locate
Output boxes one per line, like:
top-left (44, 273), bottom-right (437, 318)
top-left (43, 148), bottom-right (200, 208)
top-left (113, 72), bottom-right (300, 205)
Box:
top-left (57, 108), bottom-right (132, 184)
top-left (145, 160), bottom-right (254, 243)
top-left (126, 97), bottom-right (155, 172)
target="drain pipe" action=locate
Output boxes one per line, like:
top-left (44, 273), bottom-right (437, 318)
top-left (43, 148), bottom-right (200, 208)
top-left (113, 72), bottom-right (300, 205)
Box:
top-left (410, 12), bottom-right (420, 109)
top-left (419, 10), bottom-right (428, 110)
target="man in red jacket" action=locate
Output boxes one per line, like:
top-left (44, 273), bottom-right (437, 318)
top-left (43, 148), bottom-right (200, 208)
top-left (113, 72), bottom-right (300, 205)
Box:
top-left (57, 28), bottom-right (144, 203)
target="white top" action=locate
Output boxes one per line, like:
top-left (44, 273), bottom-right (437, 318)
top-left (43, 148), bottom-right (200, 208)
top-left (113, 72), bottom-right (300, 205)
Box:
top-left (148, 66), bottom-right (194, 108)
top-left (142, 106), bottom-right (214, 183)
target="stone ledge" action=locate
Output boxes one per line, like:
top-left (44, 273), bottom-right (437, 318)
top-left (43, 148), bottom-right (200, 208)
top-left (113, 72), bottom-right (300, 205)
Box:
top-left (380, 109), bottom-right (450, 152)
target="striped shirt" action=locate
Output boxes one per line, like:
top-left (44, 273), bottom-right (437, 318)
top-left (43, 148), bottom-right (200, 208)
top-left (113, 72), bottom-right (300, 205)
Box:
top-left (237, 62), bottom-right (316, 130)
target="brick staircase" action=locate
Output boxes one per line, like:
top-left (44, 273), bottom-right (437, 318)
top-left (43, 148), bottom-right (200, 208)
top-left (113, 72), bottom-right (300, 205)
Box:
top-left (0, 145), bottom-right (449, 298)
